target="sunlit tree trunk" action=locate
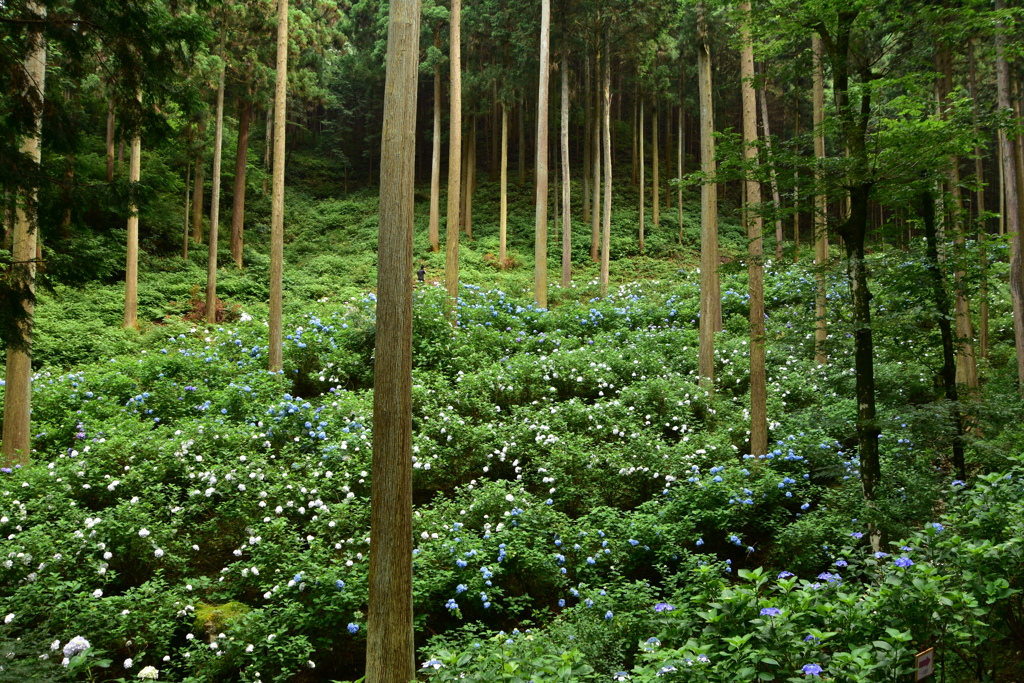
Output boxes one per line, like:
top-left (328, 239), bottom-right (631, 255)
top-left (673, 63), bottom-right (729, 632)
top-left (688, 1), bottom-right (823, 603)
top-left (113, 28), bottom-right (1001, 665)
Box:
top-left (365, 0), bottom-right (419, 679)
top-left (429, 26), bottom-right (441, 252)
top-left (812, 34), bottom-right (828, 365)
top-left (996, 0), bottom-right (1024, 393)
top-left (205, 47), bottom-right (226, 325)
top-left (445, 0), bottom-right (462, 307)
top-left (561, 55), bottom-right (571, 288)
top-left (533, 0), bottom-right (550, 308)
top-left (264, 103), bottom-right (272, 195)
top-left (2, 1), bottom-right (46, 467)
top-left (600, 30), bottom-right (611, 296)
top-left (230, 97), bottom-right (251, 269)
top-left (697, 1), bottom-right (720, 391)
top-left (741, 0), bottom-right (766, 455)
top-left (759, 85), bottom-right (784, 261)
top-left (124, 89), bottom-right (143, 330)
top-left (269, 0), bottom-right (288, 371)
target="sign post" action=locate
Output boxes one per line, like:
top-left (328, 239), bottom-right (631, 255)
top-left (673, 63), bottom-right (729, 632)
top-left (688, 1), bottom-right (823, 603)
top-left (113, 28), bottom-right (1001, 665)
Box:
top-left (915, 647), bottom-right (935, 681)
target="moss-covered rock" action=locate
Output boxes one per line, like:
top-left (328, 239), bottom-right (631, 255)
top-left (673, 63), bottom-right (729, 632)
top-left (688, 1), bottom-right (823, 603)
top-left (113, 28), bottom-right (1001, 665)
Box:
top-left (193, 601), bottom-right (251, 640)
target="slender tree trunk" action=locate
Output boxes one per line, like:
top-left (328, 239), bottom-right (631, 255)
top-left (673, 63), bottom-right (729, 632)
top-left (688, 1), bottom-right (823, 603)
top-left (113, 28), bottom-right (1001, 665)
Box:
top-left (445, 0), bottom-right (462, 307)
top-left (812, 35), bottom-right (828, 365)
top-left (264, 103), bottom-right (272, 195)
top-left (741, 0), bottom-right (767, 456)
top-left (631, 92), bottom-right (638, 187)
top-left (500, 104), bottom-right (508, 265)
top-left (124, 89), bottom-right (143, 330)
top-left (969, 40), bottom-right (989, 359)
top-left (996, 0), bottom-right (1024, 393)
top-left (269, 0), bottom-right (288, 371)
top-left (2, 2), bottom-right (46, 466)
top-left (600, 30), bottom-right (612, 297)
top-left (106, 97), bottom-right (115, 183)
top-left (183, 156), bottom-right (191, 259)
top-left (653, 103), bottom-right (660, 228)
top-left (491, 80), bottom-right (500, 182)
top-left (759, 85), bottom-right (784, 261)
top-left (561, 55), bottom-right (572, 288)
top-left (534, 0), bottom-right (550, 308)
top-left (118, 138), bottom-right (124, 175)
top-left (366, 0), bottom-right (419, 679)
top-left (206, 47), bottom-right (226, 325)
top-left (192, 146), bottom-right (205, 243)
top-left (639, 97), bottom-right (645, 252)
top-left (793, 100), bottom-right (801, 261)
top-left (583, 55), bottom-right (591, 224)
top-left (918, 192), bottom-right (967, 481)
top-left (698, 1), bottom-right (720, 390)
top-left (230, 97), bottom-right (252, 269)
top-left (999, 133), bottom-right (1006, 236)
top-left (463, 117), bottom-right (476, 239)
top-left (591, 57), bottom-right (601, 263)
top-left (678, 99), bottom-right (684, 244)
top-left (518, 100), bottom-right (526, 185)
top-left (429, 27), bottom-right (441, 252)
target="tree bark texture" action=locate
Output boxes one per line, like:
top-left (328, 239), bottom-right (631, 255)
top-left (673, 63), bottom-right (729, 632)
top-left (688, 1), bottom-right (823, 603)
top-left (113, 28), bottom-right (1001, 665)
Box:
top-left (192, 150), bottom-right (204, 243)
top-left (445, 0), bottom-right (462, 307)
top-left (500, 104), bottom-right (508, 266)
top-left (600, 31), bottom-right (611, 296)
top-left (812, 34), bottom-right (828, 365)
top-left (561, 55), bottom-right (571, 288)
top-left (653, 104), bottom-right (660, 228)
top-left (759, 86), bottom-right (784, 261)
top-left (741, 0), bottom-right (767, 456)
top-left (124, 89), bottom-right (143, 330)
top-left (2, 1), bottom-right (46, 466)
top-left (583, 55), bottom-right (591, 224)
top-left (968, 40), bottom-right (988, 359)
top-left (698, 2), bottom-right (720, 390)
top-left (269, 0), bottom-right (288, 371)
top-left (591, 58), bottom-right (601, 263)
top-left (206, 54), bottom-right (226, 326)
top-left (639, 97), bottom-right (645, 252)
top-left (533, 0), bottom-right (550, 308)
top-left (106, 96), bottom-right (115, 183)
top-left (429, 26), bottom-right (441, 252)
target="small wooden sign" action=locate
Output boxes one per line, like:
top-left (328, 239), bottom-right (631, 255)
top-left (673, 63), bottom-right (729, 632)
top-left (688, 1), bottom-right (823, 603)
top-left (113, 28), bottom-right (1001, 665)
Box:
top-left (915, 647), bottom-right (935, 680)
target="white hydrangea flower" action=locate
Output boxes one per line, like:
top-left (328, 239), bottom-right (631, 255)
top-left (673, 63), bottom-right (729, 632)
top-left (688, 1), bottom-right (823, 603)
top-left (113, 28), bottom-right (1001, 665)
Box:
top-left (137, 664), bottom-right (159, 679)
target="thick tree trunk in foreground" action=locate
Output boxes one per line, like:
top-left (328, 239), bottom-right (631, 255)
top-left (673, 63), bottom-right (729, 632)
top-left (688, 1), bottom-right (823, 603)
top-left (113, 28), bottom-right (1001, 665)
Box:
top-left (124, 89), bottom-right (143, 330)
top-left (919, 192), bottom-right (967, 482)
top-left (3, 3), bottom-right (46, 466)
top-left (269, 0), bottom-right (288, 371)
top-left (600, 31), bottom-right (611, 296)
top-left (996, 0), bottom-right (1024, 393)
top-left (429, 27), bottom-right (441, 252)
top-left (561, 55), bottom-right (571, 288)
top-left (741, 0), bottom-right (767, 456)
top-left (697, 2), bottom-right (720, 390)
top-left (533, 0), bottom-right (550, 308)
top-left (230, 98), bottom-right (252, 269)
top-left (206, 56), bottom-right (226, 325)
top-left (445, 0), bottom-right (462, 307)
top-left (812, 35), bottom-right (828, 365)
top-left (366, 0), bottom-right (419, 680)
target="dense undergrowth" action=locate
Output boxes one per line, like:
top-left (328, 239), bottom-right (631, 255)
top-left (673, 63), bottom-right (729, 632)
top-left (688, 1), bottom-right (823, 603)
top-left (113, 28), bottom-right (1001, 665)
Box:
top-left (2, 154), bottom-right (1024, 682)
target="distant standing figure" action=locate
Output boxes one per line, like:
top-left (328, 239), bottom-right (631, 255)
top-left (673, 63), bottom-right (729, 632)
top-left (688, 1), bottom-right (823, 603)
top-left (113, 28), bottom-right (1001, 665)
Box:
top-left (417, 265), bottom-right (426, 283)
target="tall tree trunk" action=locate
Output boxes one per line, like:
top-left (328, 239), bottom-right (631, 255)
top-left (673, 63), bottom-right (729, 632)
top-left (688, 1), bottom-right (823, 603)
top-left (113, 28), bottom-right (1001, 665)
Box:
top-left (124, 89), bottom-right (143, 330)
top-left (969, 39), bottom-right (989, 359)
top-left (583, 55), bottom-right (591, 224)
top-left (264, 103), bottom-right (272, 195)
top-left (534, 0), bottom-right (550, 308)
top-left (462, 117), bottom-right (476, 239)
top-left (183, 154), bottom-right (191, 259)
top-left (639, 97), bottom-right (645, 252)
top-left (106, 96), bottom-right (115, 183)
top-left (936, 47), bottom-right (979, 389)
top-left (812, 35), bottom-right (828, 365)
top-left (600, 30), bottom-right (612, 296)
top-left (269, 0), bottom-right (288, 371)
top-left (591, 59), bottom-right (601, 263)
top-left (697, 1), bottom-right (720, 391)
top-left (631, 92), bottom-right (638, 187)
top-left (491, 80), bottom-right (500, 182)
top-left (192, 146), bottom-right (205, 243)
top-left (996, 0), bottom-right (1024, 393)
top-left (793, 99), bottom-right (800, 262)
top-left (918, 192), bottom-right (967, 481)
top-left (653, 103), bottom-right (660, 228)
top-left (230, 97), bottom-right (252, 269)
top-left (500, 104), bottom-right (508, 266)
top-left (518, 100), bottom-right (526, 185)
top-left (759, 84), bottom-right (784, 261)
top-left (366, 0), bottom-right (419, 679)
top-left (678, 99), bottom-right (684, 244)
top-left (2, 1), bottom-right (46, 466)
top-left (444, 0), bottom-right (462, 307)
top-left (206, 47), bottom-right (226, 325)
top-left (429, 26), bottom-right (441, 252)
top-left (561, 55), bottom-right (572, 288)
top-left (741, 0), bottom-right (767, 456)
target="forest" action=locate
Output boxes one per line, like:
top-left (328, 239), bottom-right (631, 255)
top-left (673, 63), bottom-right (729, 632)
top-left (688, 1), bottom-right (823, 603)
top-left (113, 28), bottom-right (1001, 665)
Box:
top-left (2, 0), bottom-right (1024, 681)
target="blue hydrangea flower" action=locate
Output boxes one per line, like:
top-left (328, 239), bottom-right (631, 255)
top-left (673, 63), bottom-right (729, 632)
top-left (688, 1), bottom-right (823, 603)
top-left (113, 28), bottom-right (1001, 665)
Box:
top-left (760, 607), bottom-right (782, 617)
top-left (894, 557), bottom-right (914, 568)
top-left (802, 663), bottom-right (822, 676)
top-left (347, 623), bottom-right (359, 634)
top-left (778, 571), bottom-right (795, 579)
